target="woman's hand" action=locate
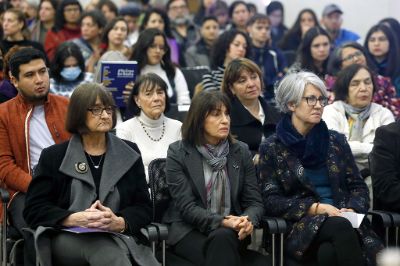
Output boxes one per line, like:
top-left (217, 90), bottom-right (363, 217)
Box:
top-left (308, 203), bottom-right (341, 216)
top-left (61, 209), bottom-right (106, 228)
top-left (340, 208), bottom-right (355, 213)
top-left (85, 200), bottom-right (125, 232)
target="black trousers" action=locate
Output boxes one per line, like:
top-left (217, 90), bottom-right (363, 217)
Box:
top-left (307, 216), bottom-right (364, 266)
top-left (172, 227), bottom-right (269, 266)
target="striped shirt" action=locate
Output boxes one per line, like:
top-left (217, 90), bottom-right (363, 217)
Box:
top-left (201, 66), bottom-right (225, 91)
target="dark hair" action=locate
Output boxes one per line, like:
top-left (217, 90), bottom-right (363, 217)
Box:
top-left (246, 3), bottom-right (257, 14)
top-left (101, 17), bottom-right (128, 45)
top-left (364, 24), bottom-right (400, 79)
top-left (279, 9), bottom-right (319, 50)
top-left (80, 10), bottom-right (107, 29)
top-left (221, 57), bottom-right (263, 99)
top-left (139, 8), bottom-right (173, 39)
top-left (128, 73), bottom-right (170, 116)
top-left (266, 1), bottom-right (284, 15)
top-left (201, 15), bottom-right (218, 26)
top-left (181, 90), bottom-right (233, 146)
top-left (210, 29), bottom-right (252, 70)
top-left (39, 0), bottom-right (58, 15)
top-left (246, 13), bottom-right (269, 27)
top-left (333, 64), bottom-right (377, 102)
top-left (97, 0), bottom-right (118, 17)
top-left (327, 42), bottom-right (377, 76)
top-left (51, 42), bottom-right (85, 82)
top-left (166, 0), bottom-right (188, 11)
top-left (298, 26), bottom-right (331, 76)
top-left (131, 28), bottom-right (175, 82)
top-left (66, 82), bottom-right (117, 134)
top-left (119, 2), bottom-right (141, 17)
top-left (380, 18), bottom-right (400, 50)
top-left (9, 48), bottom-right (47, 80)
top-left (4, 45), bottom-right (31, 80)
top-left (53, 0), bottom-right (82, 32)
top-left (228, 1), bottom-right (248, 18)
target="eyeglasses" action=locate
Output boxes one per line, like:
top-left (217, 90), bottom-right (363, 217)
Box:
top-left (302, 96), bottom-right (328, 107)
top-left (87, 106), bottom-right (115, 116)
top-left (342, 51), bottom-right (363, 62)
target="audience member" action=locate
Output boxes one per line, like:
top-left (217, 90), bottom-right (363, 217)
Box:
top-left (320, 4), bottom-right (359, 48)
top-left (44, 0), bottom-right (82, 61)
top-left (246, 3), bottom-right (257, 17)
top-left (163, 90), bottom-right (267, 266)
top-left (227, 0), bottom-right (250, 32)
top-left (184, 15), bottom-right (218, 67)
top-left (140, 8), bottom-right (180, 65)
top-left (116, 73), bottom-right (182, 179)
top-left (247, 14), bottom-right (286, 100)
top-left (289, 27), bottom-right (331, 79)
top-left (22, 0), bottom-right (39, 28)
top-left (279, 8), bottom-right (319, 52)
top-left (365, 24), bottom-right (400, 94)
top-left (23, 82), bottom-right (158, 266)
top-left (213, 0), bottom-right (229, 32)
top-left (97, 0), bottom-right (118, 23)
top-left (131, 28), bottom-right (191, 105)
top-left (0, 48), bottom-right (70, 264)
top-left (326, 42), bottom-right (400, 118)
top-left (50, 42), bottom-right (93, 97)
top-left (202, 29), bottom-right (251, 91)
top-left (259, 71), bottom-right (383, 266)
top-left (29, 0), bottom-right (57, 44)
top-left (379, 17), bottom-right (400, 54)
top-left (266, 1), bottom-right (287, 46)
top-left (0, 8), bottom-right (45, 55)
top-left (119, 2), bottom-right (142, 47)
top-left (101, 17), bottom-right (131, 58)
top-left (221, 58), bottom-right (280, 157)
top-left (193, 0), bottom-right (216, 26)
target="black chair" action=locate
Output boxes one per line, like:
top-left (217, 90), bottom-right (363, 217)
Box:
top-left (181, 66), bottom-right (210, 99)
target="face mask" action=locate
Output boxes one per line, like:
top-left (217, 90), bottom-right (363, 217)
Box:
top-left (60, 66), bottom-right (82, 81)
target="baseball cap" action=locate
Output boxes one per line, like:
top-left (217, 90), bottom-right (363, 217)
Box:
top-left (322, 4), bottom-right (343, 16)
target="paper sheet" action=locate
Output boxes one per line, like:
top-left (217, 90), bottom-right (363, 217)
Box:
top-left (340, 212), bottom-right (365, 228)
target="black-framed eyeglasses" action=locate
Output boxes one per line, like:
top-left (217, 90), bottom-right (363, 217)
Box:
top-left (87, 106), bottom-right (116, 116)
top-left (302, 96), bottom-right (328, 107)
top-left (342, 51), bottom-right (363, 62)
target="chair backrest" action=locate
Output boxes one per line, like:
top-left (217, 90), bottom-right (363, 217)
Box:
top-left (148, 158), bottom-right (170, 223)
top-left (181, 66), bottom-right (210, 99)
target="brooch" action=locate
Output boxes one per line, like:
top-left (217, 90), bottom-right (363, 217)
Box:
top-left (75, 162), bottom-right (88, 174)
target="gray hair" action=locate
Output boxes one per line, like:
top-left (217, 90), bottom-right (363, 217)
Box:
top-left (275, 71), bottom-right (328, 114)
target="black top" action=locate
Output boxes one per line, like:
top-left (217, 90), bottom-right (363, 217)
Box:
top-left (0, 39), bottom-right (46, 60)
top-left (85, 152), bottom-right (105, 198)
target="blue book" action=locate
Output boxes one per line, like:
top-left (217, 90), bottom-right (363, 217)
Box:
top-left (100, 61), bottom-right (138, 108)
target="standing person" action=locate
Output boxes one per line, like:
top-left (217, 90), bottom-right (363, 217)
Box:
top-left (259, 71), bottom-right (383, 266)
top-left (320, 4), bottom-right (359, 48)
top-left (227, 0), bottom-right (250, 32)
top-left (163, 90), bottom-right (267, 266)
top-left (247, 14), bottom-right (286, 101)
top-left (29, 0), bottom-right (58, 44)
top-left (0, 47), bottom-right (70, 264)
top-left (44, 0), bottom-right (82, 61)
top-left (266, 1), bottom-right (287, 47)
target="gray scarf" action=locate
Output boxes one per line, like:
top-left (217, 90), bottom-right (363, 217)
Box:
top-left (196, 140), bottom-right (231, 216)
top-left (342, 102), bottom-right (372, 141)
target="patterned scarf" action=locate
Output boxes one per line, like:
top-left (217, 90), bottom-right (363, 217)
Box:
top-left (342, 102), bottom-right (372, 141)
top-left (196, 140), bottom-right (231, 216)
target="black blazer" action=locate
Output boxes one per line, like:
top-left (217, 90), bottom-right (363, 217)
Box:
top-left (163, 140), bottom-right (264, 245)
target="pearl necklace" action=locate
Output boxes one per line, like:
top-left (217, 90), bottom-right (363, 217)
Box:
top-left (87, 153), bottom-right (104, 169)
top-left (138, 118), bottom-right (165, 142)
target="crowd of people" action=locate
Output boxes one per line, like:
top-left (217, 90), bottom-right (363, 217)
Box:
top-left (1, 0), bottom-right (400, 265)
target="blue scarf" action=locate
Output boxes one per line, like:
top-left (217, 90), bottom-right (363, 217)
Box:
top-left (276, 114), bottom-right (329, 169)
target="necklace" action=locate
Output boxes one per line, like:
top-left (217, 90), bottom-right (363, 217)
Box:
top-left (138, 118), bottom-right (165, 142)
top-left (87, 153), bottom-right (104, 169)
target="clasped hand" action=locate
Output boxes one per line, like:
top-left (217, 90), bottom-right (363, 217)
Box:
top-left (62, 200), bottom-right (124, 232)
top-left (222, 215), bottom-right (253, 240)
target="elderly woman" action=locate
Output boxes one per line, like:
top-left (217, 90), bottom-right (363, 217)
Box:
top-left (221, 58), bottom-right (280, 158)
top-left (322, 64), bottom-right (394, 175)
top-left (163, 90), bottom-right (266, 266)
top-left (259, 71), bottom-right (383, 266)
top-left (23, 83), bottom-right (158, 266)
top-left (116, 73), bottom-right (182, 180)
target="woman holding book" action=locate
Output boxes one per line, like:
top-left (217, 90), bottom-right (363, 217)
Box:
top-left (23, 83), bottom-right (158, 266)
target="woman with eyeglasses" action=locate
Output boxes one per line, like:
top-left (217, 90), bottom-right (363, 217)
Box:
top-left (24, 83), bottom-right (158, 266)
top-left (259, 71), bottom-right (383, 266)
top-left (322, 64), bottom-right (394, 177)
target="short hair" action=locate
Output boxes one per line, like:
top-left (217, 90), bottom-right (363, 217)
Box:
top-left (9, 48), bottom-right (47, 80)
top-left (119, 2), bottom-right (141, 17)
top-left (333, 64), bottom-right (376, 102)
top-left (221, 58), bottom-right (263, 99)
top-left (247, 13), bottom-right (269, 27)
top-left (51, 42), bottom-right (85, 83)
top-left (66, 83), bottom-right (117, 134)
top-left (228, 1), bottom-right (249, 19)
top-left (275, 71), bottom-right (328, 114)
top-left (128, 73), bottom-right (170, 116)
top-left (80, 10), bottom-right (107, 29)
top-left (54, 0), bottom-right (82, 32)
top-left (101, 17), bottom-right (128, 45)
top-left (201, 15), bottom-right (218, 26)
top-left (4, 45), bottom-right (31, 80)
top-left (166, 0), bottom-right (188, 11)
top-left (181, 90), bottom-right (234, 146)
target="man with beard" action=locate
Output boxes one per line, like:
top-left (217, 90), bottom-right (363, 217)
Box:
top-left (320, 4), bottom-right (359, 48)
top-left (166, 0), bottom-right (199, 66)
top-left (0, 48), bottom-right (70, 264)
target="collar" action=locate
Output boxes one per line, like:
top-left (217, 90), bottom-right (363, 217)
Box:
top-left (138, 112), bottom-right (165, 127)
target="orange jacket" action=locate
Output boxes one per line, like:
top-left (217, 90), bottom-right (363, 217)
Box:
top-left (0, 93), bottom-right (71, 221)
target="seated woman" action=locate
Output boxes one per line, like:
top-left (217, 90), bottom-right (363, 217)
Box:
top-left (163, 90), bottom-right (266, 266)
top-left (116, 73), bottom-right (182, 180)
top-left (100, 17), bottom-right (131, 59)
top-left (259, 71), bottom-right (383, 266)
top-left (221, 58), bottom-right (280, 158)
top-left (322, 64), bottom-right (394, 176)
top-left (23, 83), bottom-right (158, 266)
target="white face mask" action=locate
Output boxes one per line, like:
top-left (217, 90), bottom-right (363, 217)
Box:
top-left (60, 66), bottom-right (82, 81)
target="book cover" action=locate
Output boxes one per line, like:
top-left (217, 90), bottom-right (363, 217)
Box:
top-left (61, 226), bottom-right (129, 239)
top-left (100, 61), bottom-right (138, 108)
